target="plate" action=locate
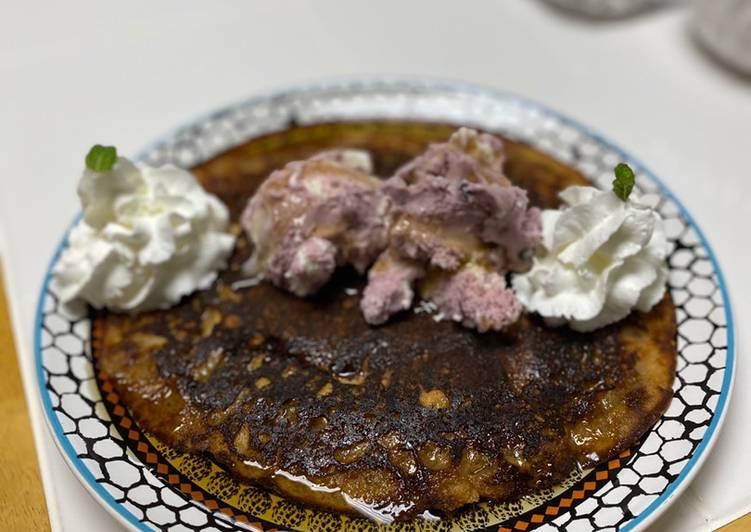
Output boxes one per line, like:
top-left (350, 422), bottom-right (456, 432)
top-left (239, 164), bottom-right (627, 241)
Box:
top-left (35, 78), bottom-right (735, 531)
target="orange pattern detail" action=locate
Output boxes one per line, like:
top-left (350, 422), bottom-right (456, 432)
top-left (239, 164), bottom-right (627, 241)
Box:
top-left (96, 337), bottom-right (266, 530)
top-left (97, 370), bottom-right (636, 532)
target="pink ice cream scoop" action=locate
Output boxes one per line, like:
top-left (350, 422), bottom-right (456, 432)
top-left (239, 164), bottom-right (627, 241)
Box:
top-left (241, 130), bottom-right (541, 333)
top-left (360, 250), bottom-right (424, 326)
top-left (240, 149), bottom-right (389, 297)
top-left (424, 265), bottom-right (523, 333)
top-left (361, 128), bottom-right (541, 331)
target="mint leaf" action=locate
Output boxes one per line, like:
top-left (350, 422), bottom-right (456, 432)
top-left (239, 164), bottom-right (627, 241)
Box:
top-left (85, 145), bottom-right (117, 172)
top-left (613, 163), bottom-right (635, 201)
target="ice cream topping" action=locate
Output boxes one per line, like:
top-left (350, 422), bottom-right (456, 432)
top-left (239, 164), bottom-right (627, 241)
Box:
top-left (52, 148), bottom-right (235, 313)
top-left (241, 129), bottom-right (541, 332)
top-left (361, 128), bottom-right (541, 331)
top-left (240, 149), bottom-right (389, 296)
top-left (512, 184), bottom-right (668, 332)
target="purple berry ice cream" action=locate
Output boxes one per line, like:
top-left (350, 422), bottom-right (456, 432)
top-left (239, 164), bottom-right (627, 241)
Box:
top-left (422, 264), bottom-right (523, 332)
top-left (359, 250), bottom-right (424, 325)
top-left (241, 129), bottom-right (541, 331)
top-left (361, 128), bottom-right (541, 331)
top-left (240, 149), bottom-right (389, 296)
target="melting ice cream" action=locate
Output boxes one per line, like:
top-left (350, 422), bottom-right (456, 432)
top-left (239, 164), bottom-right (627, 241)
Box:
top-left (361, 128), bottom-right (541, 331)
top-left (241, 130), bottom-right (542, 331)
top-left (240, 149), bottom-right (389, 297)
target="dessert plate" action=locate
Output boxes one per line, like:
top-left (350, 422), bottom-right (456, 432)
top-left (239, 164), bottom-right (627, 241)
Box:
top-left (35, 78), bottom-right (734, 531)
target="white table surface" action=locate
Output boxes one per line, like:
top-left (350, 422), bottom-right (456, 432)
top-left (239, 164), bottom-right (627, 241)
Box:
top-left (1, 1), bottom-right (749, 530)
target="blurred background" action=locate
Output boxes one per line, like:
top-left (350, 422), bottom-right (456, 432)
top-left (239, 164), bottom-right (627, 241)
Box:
top-left (0, 1), bottom-right (748, 530)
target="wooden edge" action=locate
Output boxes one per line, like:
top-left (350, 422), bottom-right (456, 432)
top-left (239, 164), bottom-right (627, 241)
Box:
top-left (0, 261), bottom-right (51, 531)
top-left (718, 512), bottom-right (751, 532)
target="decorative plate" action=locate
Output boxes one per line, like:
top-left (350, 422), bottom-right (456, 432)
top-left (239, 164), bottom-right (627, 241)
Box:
top-left (35, 78), bottom-right (734, 532)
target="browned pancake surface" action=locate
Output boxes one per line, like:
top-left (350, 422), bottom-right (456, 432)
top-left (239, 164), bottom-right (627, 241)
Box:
top-left (93, 122), bottom-right (677, 519)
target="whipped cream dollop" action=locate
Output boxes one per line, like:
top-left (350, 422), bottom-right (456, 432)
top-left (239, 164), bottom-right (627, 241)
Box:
top-left (512, 186), bottom-right (668, 332)
top-left (52, 157), bottom-right (235, 312)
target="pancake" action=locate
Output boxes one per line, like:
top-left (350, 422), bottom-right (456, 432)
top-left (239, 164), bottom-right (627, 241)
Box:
top-left (92, 122), bottom-right (677, 521)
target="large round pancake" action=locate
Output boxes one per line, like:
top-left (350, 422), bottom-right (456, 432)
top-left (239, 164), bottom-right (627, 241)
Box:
top-left (92, 122), bottom-right (677, 520)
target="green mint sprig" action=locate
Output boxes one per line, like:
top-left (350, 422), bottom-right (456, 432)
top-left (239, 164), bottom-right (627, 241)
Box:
top-left (612, 163), bottom-right (635, 201)
top-left (85, 145), bottom-right (118, 172)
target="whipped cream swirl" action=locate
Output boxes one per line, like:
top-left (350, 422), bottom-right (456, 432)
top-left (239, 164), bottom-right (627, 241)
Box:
top-left (52, 158), bottom-right (235, 312)
top-left (512, 186), bottom-right (668, 332)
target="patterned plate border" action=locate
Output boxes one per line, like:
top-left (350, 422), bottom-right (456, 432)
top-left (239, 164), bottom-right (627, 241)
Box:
top-left (95, 366), bottom-right (637, 532)
top-left (34, 77), bottom-right (735, 532)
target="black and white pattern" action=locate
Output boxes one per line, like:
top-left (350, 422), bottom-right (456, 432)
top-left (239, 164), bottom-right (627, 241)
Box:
top-left (35, 78), bottom-right (734, 531)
